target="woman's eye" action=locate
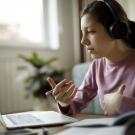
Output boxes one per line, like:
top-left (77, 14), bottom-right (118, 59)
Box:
top-left (88, 30), bottom-right (96, 34)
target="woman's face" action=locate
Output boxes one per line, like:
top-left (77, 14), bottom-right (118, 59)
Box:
top-left (81, 14), bottom-right (115, 59)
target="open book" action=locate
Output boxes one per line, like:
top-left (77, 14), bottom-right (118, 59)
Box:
top-left (55, 126), bottom-right (126, 135)
top-left (66, 117), bottom-right (116, 127)
top-left (56, 111), bottom-right (135, 135)
top-left (66, 111), bottom-right (135, 127)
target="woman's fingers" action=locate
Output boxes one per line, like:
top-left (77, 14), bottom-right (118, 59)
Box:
top-left (56, 79), bottom-right (70, 89)
top-left (47, 77), bottom-right (77, 105)
top-left (54, 84), bottom-right (77, 103)
top-left (65, 84), bottom-right (76, 97)
top-left (47, 77), bottom-right (56, 89)
top-left (65, 81), bottom-right (73, 86)
top-left (117, 84), bottom-right (126, 95)
top-left (54, 84), bottom-right (75, 100)
top-left (53, 79), bottom-right (73, 95)
top-left (63, 87), bottom-right (77, 103)
top-left (54, 88), bottom-right (68, 100)
top-left (69, 87), bottom-right (77, 100)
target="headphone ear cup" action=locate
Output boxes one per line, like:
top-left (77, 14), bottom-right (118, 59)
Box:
top-left (109, 21), bottom-right (129, 39)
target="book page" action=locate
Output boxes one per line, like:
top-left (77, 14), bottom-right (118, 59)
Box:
top-left (66, 118), bottom-right (117, 127)
top-left (56, 126), bottom-right (125, 135)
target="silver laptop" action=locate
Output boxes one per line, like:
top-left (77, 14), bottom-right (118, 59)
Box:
top-left (0, 111), bottom-right (77, 129)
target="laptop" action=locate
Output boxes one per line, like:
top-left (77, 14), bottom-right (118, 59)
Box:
top-left (0, 111), bottom-right (77, 129)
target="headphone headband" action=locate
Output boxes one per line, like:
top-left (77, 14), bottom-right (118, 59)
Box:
top-left (97, 0), bottom-right (130, 39)
top-left (98, 0), bottom-right (120, 22)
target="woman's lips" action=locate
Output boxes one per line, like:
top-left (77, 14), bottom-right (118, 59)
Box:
top-left (87, 48), bottom-right (94, 51)
top-left (87, 48), bottom-right (95, 53)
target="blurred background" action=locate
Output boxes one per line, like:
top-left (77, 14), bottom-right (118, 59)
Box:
top-left (0, 0), bottom-right (134, 114)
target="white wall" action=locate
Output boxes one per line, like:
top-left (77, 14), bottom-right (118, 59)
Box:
top-left (118, 0), bottom-right (135, 21)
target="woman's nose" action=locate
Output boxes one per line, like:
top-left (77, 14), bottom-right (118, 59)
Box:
top-left (81, 35), bottom-right (90, 46)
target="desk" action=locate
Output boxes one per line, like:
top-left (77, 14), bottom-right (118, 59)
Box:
top-left (0, 114), bottom-right (107, 135)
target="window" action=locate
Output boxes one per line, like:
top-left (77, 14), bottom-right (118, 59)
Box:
top-left (0, 0), bottom-right (59, 49)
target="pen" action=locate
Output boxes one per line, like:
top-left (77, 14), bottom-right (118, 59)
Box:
top-left (45, 90), bottom-right (53, 96)
top-left (45, 81), bottom-right (73, 96)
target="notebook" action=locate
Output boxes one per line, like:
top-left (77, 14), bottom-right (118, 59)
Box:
top-left (66, 111), bottom-right (135, 127)
top-left (66, 117), bottom-right (117, 127)
top-left (0, 111), bottom-right (77, 129)
top-left (55, 126), bottom-right (126, 135)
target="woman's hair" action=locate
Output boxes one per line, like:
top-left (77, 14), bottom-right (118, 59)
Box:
top-left (81, 0), bottom-right (135, 48)
top-left (128, 20), bottom-right (135, 48)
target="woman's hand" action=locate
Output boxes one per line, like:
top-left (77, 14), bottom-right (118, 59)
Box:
top-left (103, 84), bottom-right (125, 115)
top-left (47, 77), bottom-right (77, 107)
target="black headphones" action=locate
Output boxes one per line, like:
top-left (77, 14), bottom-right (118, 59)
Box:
top-left (99, 0), bottom-right (130, 39)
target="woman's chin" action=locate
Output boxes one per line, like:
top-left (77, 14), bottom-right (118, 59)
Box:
top-left (91, 54), bottom-right (102, 59)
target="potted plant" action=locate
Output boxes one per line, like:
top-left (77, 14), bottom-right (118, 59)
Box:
top-left (17, 52), bottom-right (65, 110)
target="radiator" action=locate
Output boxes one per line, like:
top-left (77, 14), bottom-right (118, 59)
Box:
top-left (0, 57), bottom-right (33, 114)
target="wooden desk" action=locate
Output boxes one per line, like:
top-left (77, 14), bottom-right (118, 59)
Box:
top-left (0, 114), bottom-right (107, 135)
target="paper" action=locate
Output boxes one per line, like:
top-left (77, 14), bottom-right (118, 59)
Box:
top-left (66, 118), bottom-right (117, 127)
top-left (55, 126), bottom-right (126, 135)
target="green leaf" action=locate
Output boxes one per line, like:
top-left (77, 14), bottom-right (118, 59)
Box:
top-left (17, 52), bottom-right (66, 99)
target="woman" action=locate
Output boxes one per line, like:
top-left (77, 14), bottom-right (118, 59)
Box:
top-left (47, 0), bottom-right (135, 116)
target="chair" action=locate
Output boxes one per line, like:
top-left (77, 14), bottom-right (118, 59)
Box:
top-left (72, 62), bottom-right (104, 114)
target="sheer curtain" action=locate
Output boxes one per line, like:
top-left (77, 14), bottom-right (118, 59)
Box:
top-left (0, 0), bottom-right (59, 49)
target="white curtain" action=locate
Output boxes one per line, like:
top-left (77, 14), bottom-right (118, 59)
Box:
top-left (0, 0), bottom-right (60, 49)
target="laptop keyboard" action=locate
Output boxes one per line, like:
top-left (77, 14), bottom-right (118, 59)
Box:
top-left (6, 114), bottom-right (43, 125)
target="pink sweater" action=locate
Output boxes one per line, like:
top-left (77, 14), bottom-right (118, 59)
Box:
top-left (59, 52), bottom-right (135, 115)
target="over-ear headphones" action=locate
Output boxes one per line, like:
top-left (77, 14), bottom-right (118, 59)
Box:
top-left (98, 0), bottom-right (130, 39)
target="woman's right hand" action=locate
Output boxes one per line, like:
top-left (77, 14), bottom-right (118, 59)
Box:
top-left (47, 77), bottom-right (77, 107)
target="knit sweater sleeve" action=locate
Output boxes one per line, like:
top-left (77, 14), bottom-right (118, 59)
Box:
top-left (58, 61), bottom-right (98, 116)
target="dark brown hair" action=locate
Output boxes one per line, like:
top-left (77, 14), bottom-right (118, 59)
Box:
top-left (81, 0), bottom-right (135, 48)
